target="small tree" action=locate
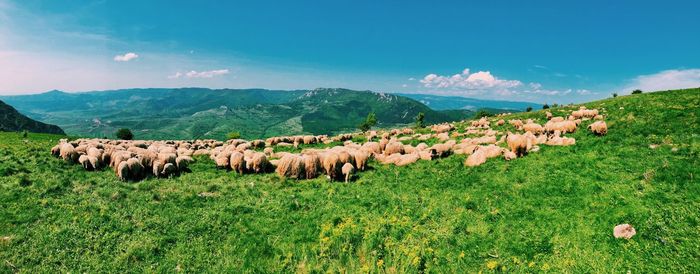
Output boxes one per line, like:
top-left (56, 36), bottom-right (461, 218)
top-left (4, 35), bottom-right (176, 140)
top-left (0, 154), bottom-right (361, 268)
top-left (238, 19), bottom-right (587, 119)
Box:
top-left (115, 128), bottom-right (133, 140)
top-left (526, 106), bottom-right (533, 112)
top-left (474, 109), bottom-right (491, 119)
top-left (21, 130), bottom-right (28, 138)
top-left (226, 131), bottom-right (241, 140)
top-left (613, 93), bottom-right (618, 98)
top-left (631, 89), bottom-right (643, 94)
top-left (542, 104), bottom-right (550, 109)
top-left (414, 112), bottom-right (425, 128)
top-left (358, 112), bottom-right (377, 132)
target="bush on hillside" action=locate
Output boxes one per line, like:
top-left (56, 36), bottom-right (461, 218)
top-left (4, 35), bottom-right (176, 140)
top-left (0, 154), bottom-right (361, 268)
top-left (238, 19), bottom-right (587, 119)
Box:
top-left (115, 128), bottom-right (134, 140)
top-left (414, 112), bottom-right (425, 128)
top-left (226, 131), bottom-right (241, 140)
top-left (474, 109), bottom-right (491, 119)
top-left (358, 112), bottom-right (377, 132)
top-left (613, 93), bottom-right (618, 98)
top-left (526, 106), bottom-right (533, 112)
top-left (632, 89), bottom-right (643, 94)
top-left (542, 104), bottom-right (550, 109)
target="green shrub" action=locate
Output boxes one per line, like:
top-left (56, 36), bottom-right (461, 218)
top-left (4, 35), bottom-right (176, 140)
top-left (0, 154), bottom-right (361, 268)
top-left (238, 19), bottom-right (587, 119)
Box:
top-left (226, 131), bottom-right (241, 140)
top-left (358, 112), bottom-right (377, 132)
top-left (542, 104), bottom-right (550, 109)
top-left (474, 109), bottom-right (491, 119)
top-left (632, 89), bottom-right (643, 94)
top-left (414, 112), bottom-right (425, 128)
top-left (526, 106), bottom-right (533, 112)
top-left (115, 128), bottom-right (134, 140)
top-left (613, 93), bottom-right (618, 98)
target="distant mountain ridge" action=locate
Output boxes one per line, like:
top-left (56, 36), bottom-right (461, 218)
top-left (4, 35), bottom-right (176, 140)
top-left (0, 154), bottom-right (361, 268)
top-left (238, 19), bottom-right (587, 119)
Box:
top-left (0, 88), bottom-right (520, 139)
top-left (0, 100), bottom-right (65, 135)
top-left (398, 93), bottom-right (541, 111)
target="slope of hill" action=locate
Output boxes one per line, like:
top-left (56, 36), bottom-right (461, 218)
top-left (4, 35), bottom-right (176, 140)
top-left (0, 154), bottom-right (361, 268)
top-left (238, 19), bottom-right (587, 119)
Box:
top-left (0, 88), bottom-right (475, 139)
top-left (398, 93), bottom-right (542, 111)
top-left (0, 88), bottom-right (697, 272)
top-left (0, 100), bottom-right (65, 134)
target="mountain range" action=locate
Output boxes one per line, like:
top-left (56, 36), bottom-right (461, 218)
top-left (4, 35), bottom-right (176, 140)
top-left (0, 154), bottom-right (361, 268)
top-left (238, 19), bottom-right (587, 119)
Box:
top-left (0, 88), bottom-right (537, 139)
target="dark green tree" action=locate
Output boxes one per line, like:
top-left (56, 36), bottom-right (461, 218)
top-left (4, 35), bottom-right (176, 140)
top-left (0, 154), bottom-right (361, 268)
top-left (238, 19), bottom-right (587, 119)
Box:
top-left (115, 128), bottom-right (134, 140)
top-left (474, 109), bottom-right (491, 119)
top-left (631, 89), bottom-right (643, 94)
top-left (542, 104), bottom-right (550, 109)
top-left (414, 112), bottom-right (425, 128)
top-left (358, 112), bottom-right (377, 132)
top-left (526, 106), bottom-right (533, 112)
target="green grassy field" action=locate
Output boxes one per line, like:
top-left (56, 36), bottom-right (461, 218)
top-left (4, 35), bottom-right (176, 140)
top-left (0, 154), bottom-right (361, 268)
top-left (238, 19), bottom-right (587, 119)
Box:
top-left (1, 89), bottom-right (699, 273)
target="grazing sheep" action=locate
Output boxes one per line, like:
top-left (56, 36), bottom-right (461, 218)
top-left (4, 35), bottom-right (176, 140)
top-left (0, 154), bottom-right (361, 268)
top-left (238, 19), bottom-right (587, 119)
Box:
top-left (509, 119), bottom-right (524, 129)
top-left (361, 142), bottom-right (381, 155)
top-left (322, 152), bottom-right (342, 180)
top-left (337, 150), bottom-right (355, 165)
top-left (465, 148), bottom-right (487, 167)
top-left (384, 142), bottom-right (404, 155)
top-left (229, 152), bottom-right (246, 174)
top-left (126, 158), bottom-right (144, 180)
top-left (302, 154), bottom-right (321, 179)
top-left (613, 224), bottom-right (636, 239)
top-left (176, 156), bottom-right (193, 170)
top-left (496, 119), bottom-right (505, 126)
top-left (215, 156), bottom-right (230, 169)
top-left (59, 143), bottom-right (78, 162)
top-left (276, 154), bottom-right (305, 179)
top-left (249, 153), bottom-right (269, 173)
top-left (78, 155), bottom-right (94, 170)
top-left (588, 121), bottom-right (608, 136)
top-left (152, 160), bottom-right (164, 177)
top-left (546, 111), bottom-right (553, 120)
top-left (594, 115), bottom-right (604, 120)
top-left (503, 150), bottom-right (517, 160)
top-left (395, 153), bottom-right (420, 166)
top-left (431, 143), bottom-right (452, 158)
top-left (263, 147), bottom-right (274, 157)
top-left (506, 133), bottom-right (532, 157)
top-left (116, 161), bottom-right (130, 181)
top-left (352, 150), bottom-right (370, 171)
top-left (51, 144), bottom-right (61, 157)
top-left (550, 117), bottom-right (565, 122)
top-left (161, 163), bottom-right (177, 177)
top-left (341, 163), bottom-right (355, 182)
top-left (523, 123), bottom-right (544, 134)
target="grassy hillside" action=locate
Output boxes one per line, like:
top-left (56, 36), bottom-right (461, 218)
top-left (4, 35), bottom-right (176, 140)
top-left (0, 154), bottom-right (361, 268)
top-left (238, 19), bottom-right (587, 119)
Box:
top-left (0, 100), bottom-right (65, 135)
top-left (1, 88), bottom-right (475, 140)
top-left (0, 88), bottom-right (698, 272)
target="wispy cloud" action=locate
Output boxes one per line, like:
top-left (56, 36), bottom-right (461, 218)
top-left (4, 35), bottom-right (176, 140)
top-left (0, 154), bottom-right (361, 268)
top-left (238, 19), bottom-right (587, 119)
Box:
top-left (623, 69), bottom-right (700, 93)
top-left (168, 69), bottom-right (230, 79)
top-left (113, 52), bottom-right (138, 62)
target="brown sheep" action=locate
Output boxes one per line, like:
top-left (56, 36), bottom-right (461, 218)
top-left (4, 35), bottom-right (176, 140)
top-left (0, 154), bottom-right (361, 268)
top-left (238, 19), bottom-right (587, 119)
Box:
top-left (546, 111), bottom-right (553, 120)
top-left (51, 144), bottom-right (61, 157)
top-left (503, 150), bottom-right (517, 160)
top-left (249, 153), bottom-right (269, 173)
top-left (59, 143), bottom-right (78, 162)
top-left (352, 150), bottom-right (370, 171)
top-left (588, 121), bottom-right (608, 136)
top-left (384, 142), bottom-right (404, 155)
top-left (465, 148), bottom-right (487, 167)
top-left (161, 163), bottom-right (177, 177)
top-left (341, 162), bottom-right (355, 183)
top-left (395, 153), bottom-right (420, 166)
top-left (337, 150), bottom-right (355, 165)
top-left (506, 133), bottom-right (531, 157)
top-left (509, 119), bottom-right (524, 130)
top-left (176, 156), bottom-right (193, 170)
top-left (152, 160), bottom-right (164, 177)
top-left (276, 154), bottom-right (305, 179)
top-left (215, 155), bottom-right (230, 169)
top-left (496, 119), bottom-right (505, 126)
top-left (78, 155), bottom-right (95, 170)
top-left (229, 152), bottom-right (246, 174)
top-left (126, 158), bottom-right (144, 180)
top-left (116, 161), bottom-right (130, 181)
top-left (361, 142), bottom-right (382, 155)
top-left (522, 123), bottom-right (544, 134)
top-left (322, 152), bottom-right (342, 180)
top-left (302, 154), bottom-right (321, 179)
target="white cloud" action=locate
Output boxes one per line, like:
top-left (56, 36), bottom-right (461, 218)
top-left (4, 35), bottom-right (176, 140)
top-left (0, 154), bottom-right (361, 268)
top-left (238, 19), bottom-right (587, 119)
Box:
top-left (624, 69), bottom-right (700, 93)
top-left (420, 68), bottom-right (522, 90)
top-left (113, 52), bottom-right (138, 62)
top-left (168, 69), bottom-right (230, 79)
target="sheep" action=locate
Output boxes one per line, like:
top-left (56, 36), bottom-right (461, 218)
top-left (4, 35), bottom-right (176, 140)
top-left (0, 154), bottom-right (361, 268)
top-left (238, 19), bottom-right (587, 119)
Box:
top-left (116, 161), bottom-right (130, 181)
top-left (594, 115), bottom-right (605, 120)
top-left (509, 119), bottom-right (524, 130)
top-left (249, 153), bottom-right (269, 173)
top-left (384, 142), bottom-right (404, 155)
top-left (229, 152), bottom-right (246, 174)
top-left (522, 123), bottom-right (544, 134)
top-left (395, 153), bottom-right (420, 166)
top-left (263, 147), bottom-right (274, 157)
top-left (160, 163), bottom-right (176, 177)
top-left (215, 155), bottom-right (230, 169)
top-left (588, 121), bottom-right (608, 136)
top-left (496, 119), bottom-right (505, 126)
top-left (302, 154), bottom-right (321, 179)
top-left (465, 148), bottom-right (487, 167)
top-left (78, 155), bottom-right (95, 170)
top-left (50, 145), bottom-right (61, 157)
top-left (341, 163), bottom-right (355, 183)
top-left (544, 120), bottom-right (577, 133)
top-left (503, 150), bottom-right (517, 160)
top-left (337, 150), bottom-right (355, 165)
top-left (322, 152), bottom-right (342, 180)
top-left (361, 142), bottom-right (381, 155)
top-left (152, 160), bottom-right (164, 177)
top-left (546, 111), bottom-right (553, 120)
top-left (431, 143), bottom-right (452, 158)
top-left (276, 154), bottom-right (305, 179)
top-left (546, 136), bottom-right (576, 146)
top-left (176, 156), bottom-right (193, 170)
top-left (506, 133), bottom-right (532, 157)
top-left (126, 158), bottom-right (144, 180)
top-left (613, 224), bottom-right (636, 239)
top-left (59, 143), bottom-right (78, 162)
top-left (352, 150), bottom-right (370, 171)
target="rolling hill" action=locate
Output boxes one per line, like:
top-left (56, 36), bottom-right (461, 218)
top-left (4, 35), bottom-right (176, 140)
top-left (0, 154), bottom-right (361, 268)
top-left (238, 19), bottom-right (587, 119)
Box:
top-left (0, 100), bottom-right (65, 135)
top-left (1, 88), bottom-right (478, 139)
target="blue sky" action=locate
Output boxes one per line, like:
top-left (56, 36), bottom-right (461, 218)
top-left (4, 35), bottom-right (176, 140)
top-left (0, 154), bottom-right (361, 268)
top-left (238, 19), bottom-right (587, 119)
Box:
top-left (1, 0), bottom-right (699, 103)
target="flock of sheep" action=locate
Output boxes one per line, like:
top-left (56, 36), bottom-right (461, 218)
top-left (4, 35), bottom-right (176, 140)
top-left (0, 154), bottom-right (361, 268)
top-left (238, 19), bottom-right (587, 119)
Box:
top-left (49, 106), bottom-right (607, 182)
